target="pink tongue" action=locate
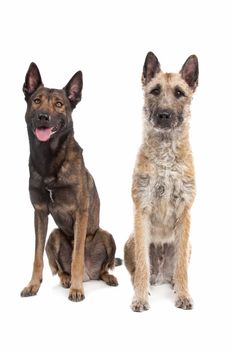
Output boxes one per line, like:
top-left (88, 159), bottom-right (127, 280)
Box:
top-left (35, 128), bottom-right (53, 142)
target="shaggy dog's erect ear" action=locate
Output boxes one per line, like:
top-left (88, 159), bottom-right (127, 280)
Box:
top-left (142, 52), bottom-right (161, 86)
top-left (180, 55), bottom-right (199, 91)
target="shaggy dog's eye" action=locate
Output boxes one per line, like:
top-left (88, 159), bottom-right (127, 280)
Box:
top-left (150, 85), bottom-right (161, 96)
top-left (174, 87), bottom-right (185, 98)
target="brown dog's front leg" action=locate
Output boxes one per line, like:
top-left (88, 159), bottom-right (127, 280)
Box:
top-left (68, 210), bottom-right (88, 302)
top-left (174, 209), bottom-right (193, 310)
top-left (21, 208), bottom-right (48, 297)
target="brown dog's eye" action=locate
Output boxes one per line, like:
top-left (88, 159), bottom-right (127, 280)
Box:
top-left (150, 85), bottom-right (161, 96)
top-left (56, 101), bottom-right (63, 108)
top-left (174, 87), bottom-right (185, 98)
top-left (34, 98), bottom-right (41, 104)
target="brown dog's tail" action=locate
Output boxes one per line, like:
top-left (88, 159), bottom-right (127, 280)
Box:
top-left (115, 258), bottom-right (123, 267)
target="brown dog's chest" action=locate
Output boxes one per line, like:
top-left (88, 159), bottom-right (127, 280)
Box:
top-left (30, 181), bottom-right (78, 236)
top-left (29, 153), bottom-right (100, 237)
top-left (45, 185), bottom-right (78, 207)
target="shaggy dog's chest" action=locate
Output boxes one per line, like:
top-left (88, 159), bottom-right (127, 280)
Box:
top-left (135, 152), bottom-right (194, 242)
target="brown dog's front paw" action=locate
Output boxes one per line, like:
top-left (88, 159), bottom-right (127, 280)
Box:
top-left (68, 288), bottom-right (85, 302)
top-left (131, 298), bottom-right (150, 312)
top-left (20, 284), bottom-right (40, 297)
top-left (175, 295), bottom-right (193, 310)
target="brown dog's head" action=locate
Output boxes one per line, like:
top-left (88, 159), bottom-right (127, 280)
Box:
top-left (142, 52), bottom-right (198, 132)
top-left (23, 63), bottom-right (83, 142)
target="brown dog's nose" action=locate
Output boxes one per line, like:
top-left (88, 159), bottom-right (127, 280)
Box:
top-left (38, 113), bottom-right (50, 122)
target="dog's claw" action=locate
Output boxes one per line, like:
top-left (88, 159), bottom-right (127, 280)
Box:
top-left (175, 295), bottom-right (193, 310)
top-left (101, 273), bottom-right (118, 286)
top-left (106, 275), bottom-right (118, 286)
top-left (68, 288), bottom-right (85, 302)
top-left (20, 284), bottom-right (40, 297)
top-left (131, 299), bottom-right (150, 312)
top-left (59, 273), bottom-right (71, 288)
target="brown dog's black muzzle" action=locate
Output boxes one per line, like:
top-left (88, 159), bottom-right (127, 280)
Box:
top-left (30, 111), bottom-right (66, 142)
top-left (37, 112), bottom-right (51, 122)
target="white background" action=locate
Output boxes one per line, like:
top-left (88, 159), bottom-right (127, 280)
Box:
top-left (0, 0), bottom-right (232, 349)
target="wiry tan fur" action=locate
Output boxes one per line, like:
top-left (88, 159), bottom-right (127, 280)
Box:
top-left (124, 52), bottom-right (198, 311)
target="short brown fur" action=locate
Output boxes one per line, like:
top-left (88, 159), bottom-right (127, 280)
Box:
top-left (124, 52), bottom-right (198, 311)
top-left (21, 63), bottom-right (119, 301)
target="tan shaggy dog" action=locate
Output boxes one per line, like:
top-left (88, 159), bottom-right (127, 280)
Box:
top-left (124, 52), bottom-right (198, 311)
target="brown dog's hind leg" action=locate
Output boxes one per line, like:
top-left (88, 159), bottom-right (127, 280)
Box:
top-left (46, 229), bottom-right (72, 288)
top-left (85, 229), bottom-right (118, 286)
top-left (124, 234), bottom-right (136, 284)
top-left (99, 230), bottom-right (118, 286)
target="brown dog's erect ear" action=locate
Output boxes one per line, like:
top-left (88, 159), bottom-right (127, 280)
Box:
top-left (63, 71), bottom-right (83, 109)
top-left (23, 62), bottom-right (43, 101)
top-left (180, 55), bottom-right (199, 90)
top-left (142, 52), bottom-right (161, 86)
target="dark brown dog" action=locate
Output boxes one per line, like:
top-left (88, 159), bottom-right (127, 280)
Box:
top-left (21, 63), bottom-right (119, 301)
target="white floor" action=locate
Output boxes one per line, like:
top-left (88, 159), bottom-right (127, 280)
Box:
top-left (2, 237), bottom-right (232, 350)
